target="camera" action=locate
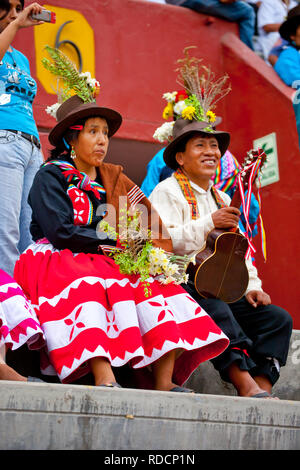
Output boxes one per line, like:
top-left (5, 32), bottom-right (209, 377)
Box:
top-left (31, 9), bottom-right (56, 23)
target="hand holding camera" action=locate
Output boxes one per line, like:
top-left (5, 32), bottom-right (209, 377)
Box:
top-left (31, 9), bottom-right (56, 23)
top-left (15, 3), bottom-right (55, 29)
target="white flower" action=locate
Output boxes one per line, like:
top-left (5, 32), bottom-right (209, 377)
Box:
top-left (190, 255), bottom-right (196, 265)
top-left (163, 91), bottom-right (177, 103)
top-left (159, 276), bottom-right (176, 285)
top-left (87, 78), bottom-right (100, 89)
top-left (164, 263), bottom-right (179, 277)
top-left (79, 71), bottom-right (92, 80)
top-left (149, 248), bottom-right (167, 264)
top-left (45, 102), bottom-right (60, 119)
top-left (173, 100), bottom-right (187, 116)
top-left (79, 72), bottom-right (100, 90)
top-left (153, 121), bottom-right (175, 143)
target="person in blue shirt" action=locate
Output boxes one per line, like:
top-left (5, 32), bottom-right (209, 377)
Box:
top-left (268, 38), bottom-right (289, 66)
top-left (0, 0), bottom-right (45, 276)
top-left (274, 5), bottom-right (300, 150)
top-left (141, 148), bottom-right (168, 197)
top-left (165, 0), bottom-right (256, 50)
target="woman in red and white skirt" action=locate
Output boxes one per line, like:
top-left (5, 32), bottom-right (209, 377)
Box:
top-left (14, 94), bottom-right (229, 390)
top-left (0, 268), bottom-right (45, 382)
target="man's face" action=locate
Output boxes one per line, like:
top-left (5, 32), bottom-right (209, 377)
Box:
top-left (291, 24), bottom-right (300, 47)
top-left (175, 134), bottom-right (222, 181)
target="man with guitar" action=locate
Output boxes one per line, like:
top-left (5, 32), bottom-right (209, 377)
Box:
top-left (150, 117), bottom-right (293, 399)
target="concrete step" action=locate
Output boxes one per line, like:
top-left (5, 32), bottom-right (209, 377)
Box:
top-left (0, 381), bottom-right (299, 450)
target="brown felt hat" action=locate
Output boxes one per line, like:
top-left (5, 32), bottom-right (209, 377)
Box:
top-left (279, 5), bottom-right (300, 41)
top-left (163, 118), bottom-right (230, 170)
top-left (48, 95), bottom-right (122, 146)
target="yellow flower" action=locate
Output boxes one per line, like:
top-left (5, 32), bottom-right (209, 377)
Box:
top-left (182, 106), bottom-right (196, 120)
top-left (162, 102), bottom-right (173, 120)
top-left (206, 110), bottom-right (216, 123)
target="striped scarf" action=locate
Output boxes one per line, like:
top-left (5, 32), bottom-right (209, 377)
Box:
top-left (213, 151), bottom-right (240, 196)
top-left (174, 167), bottom-right (227, 220)
top-left (43, 160), bottom-right (106, 200)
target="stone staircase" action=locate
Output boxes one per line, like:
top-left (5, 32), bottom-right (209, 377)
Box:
top-left (0, 331), bottom-right (299, 450)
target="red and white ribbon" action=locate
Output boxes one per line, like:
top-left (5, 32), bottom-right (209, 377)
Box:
top-left (237, 152), bottom-right (264, 259)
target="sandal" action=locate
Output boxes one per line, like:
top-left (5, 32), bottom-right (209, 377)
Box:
top-left (250, 392), bottom-right (278, 399)
top-left (170, 386), bottom-right (194, 393)
top-left (27, 376), bottom-right (45, 383)
top-left (98, 382), bottom-right (122, 388)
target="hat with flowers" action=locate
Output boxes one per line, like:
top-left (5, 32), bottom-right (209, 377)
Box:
top-left (153, 47), bottom-right (231, 169)
top-left (42, 46), bottom-right (122, 147)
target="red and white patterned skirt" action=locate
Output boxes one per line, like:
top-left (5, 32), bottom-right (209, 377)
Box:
top-left (14, 242), bottom-right (229, 385)
top-left (0, 268), bottom-right (45, 352)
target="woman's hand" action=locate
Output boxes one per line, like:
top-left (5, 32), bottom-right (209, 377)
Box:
top-left (211, 206), bottom-right (240, 229)
top-left (14, 2), bottom-right (44, 29)
top-left (246, 290), bottom-right (271, 308)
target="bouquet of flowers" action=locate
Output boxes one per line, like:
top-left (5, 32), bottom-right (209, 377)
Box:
top-left (99, 209), bottom-right (193, 297)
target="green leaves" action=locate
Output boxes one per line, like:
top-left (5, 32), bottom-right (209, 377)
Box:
top-left (99, 209), bottom-right (192, 298)
top-left (184, 94), bottom-right (204, 122)
top-left (42, 45), bottom-right (95, 103)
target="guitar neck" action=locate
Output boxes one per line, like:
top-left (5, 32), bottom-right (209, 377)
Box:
top-left (230, 186), bottom-right (243, 209)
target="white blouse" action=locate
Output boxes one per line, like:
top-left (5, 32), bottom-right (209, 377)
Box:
top-left (149, 174), bottom-right (263, 294)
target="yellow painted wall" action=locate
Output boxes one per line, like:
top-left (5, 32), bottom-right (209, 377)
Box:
top-left (34, 4), bottom-right (95, 95)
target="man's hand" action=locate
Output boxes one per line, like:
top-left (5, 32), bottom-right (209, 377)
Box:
top-left (246, 290), bottom-right (271, 308)
top-left (211, 206), bottom-right (240, 229)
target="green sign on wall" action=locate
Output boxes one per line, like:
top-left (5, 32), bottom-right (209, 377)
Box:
top-left (253, 132), bottom-right (280, 188)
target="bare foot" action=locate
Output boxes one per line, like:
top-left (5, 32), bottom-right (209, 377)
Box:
top-left (253, 374), bottom-right (273, 394)
top-left (227, 364), bottom-right (279, 399)
top-left (0, 364), bottom-right (27, 382)
top-left (154, 381), bottom-right (179, 391)
top-left (90, 357), bottom-right (116, 386)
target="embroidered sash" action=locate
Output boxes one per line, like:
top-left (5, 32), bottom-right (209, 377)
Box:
top-left (174, 167), bottom-right (227, 220)
top-left (43, 160), bottom-right (106, 200)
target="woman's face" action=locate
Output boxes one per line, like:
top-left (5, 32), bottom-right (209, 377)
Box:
top-left (71, 117), bottom-right (109, 170)
top-left (0, 0), bottom-right (22, 33)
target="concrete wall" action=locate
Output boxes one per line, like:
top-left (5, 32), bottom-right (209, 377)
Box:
top-left (0, 381), bottom-right (299, 450)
